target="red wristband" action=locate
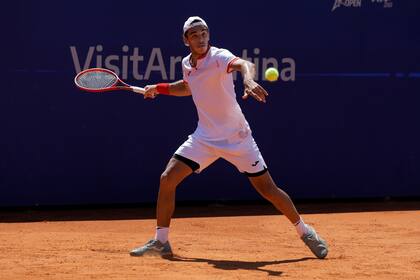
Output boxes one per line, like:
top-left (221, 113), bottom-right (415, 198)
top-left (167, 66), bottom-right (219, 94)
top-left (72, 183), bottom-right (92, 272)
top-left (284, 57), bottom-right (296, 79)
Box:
top-left (156, 83), bottom-right (170, 95)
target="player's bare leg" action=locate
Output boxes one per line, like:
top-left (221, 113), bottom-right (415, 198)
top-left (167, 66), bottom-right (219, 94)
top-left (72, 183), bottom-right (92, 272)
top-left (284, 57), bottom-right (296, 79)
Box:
top-left (156, 157), bottom-right (193, 227)
top-left (248, 171), bottom-right (328, 258)
top-left (248, 171), bottom-right (300, 223)
top-left (130, 157), bottom-right (192, 257)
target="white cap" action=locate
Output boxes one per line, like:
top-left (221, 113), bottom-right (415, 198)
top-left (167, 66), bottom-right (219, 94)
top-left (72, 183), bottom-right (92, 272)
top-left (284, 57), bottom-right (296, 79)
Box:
top-left (183, 16), bottom-right (208, 35)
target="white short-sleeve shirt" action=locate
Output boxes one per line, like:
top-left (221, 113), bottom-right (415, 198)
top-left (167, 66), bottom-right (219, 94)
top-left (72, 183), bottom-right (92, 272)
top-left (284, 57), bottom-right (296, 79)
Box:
top-left (182, 46), bottom-right (251, 142)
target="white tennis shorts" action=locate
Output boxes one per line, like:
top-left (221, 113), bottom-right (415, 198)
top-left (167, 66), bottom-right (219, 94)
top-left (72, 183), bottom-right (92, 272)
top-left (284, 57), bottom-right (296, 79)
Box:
top-left (174, 133), bottom-right (267, 176)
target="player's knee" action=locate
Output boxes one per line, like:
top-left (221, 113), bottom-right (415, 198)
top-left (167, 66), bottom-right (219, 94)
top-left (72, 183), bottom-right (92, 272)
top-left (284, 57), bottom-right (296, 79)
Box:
top-left (159, 172), bottom-right (176, 189)
top-left (160, 172), bottom-right (170, 185)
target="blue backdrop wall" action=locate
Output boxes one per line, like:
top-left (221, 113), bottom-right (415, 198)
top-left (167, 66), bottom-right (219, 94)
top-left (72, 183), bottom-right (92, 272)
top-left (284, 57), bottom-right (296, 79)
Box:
top-left (2, 0), bottom-right (420, 206)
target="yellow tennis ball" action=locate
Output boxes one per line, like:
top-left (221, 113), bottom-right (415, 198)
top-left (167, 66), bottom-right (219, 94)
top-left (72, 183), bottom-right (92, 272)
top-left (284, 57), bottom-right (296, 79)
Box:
top-left (265, 67), bottom-right (279, 82)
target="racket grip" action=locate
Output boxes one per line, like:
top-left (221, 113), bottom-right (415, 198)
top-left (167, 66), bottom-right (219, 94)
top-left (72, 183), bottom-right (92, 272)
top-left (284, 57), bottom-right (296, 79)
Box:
top-left (131, 86), bottom-right (145, 94)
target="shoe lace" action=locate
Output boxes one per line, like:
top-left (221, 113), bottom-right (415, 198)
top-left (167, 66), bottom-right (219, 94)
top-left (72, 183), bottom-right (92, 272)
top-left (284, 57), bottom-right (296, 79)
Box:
top-left (146, 239), bottom-right (160, 248)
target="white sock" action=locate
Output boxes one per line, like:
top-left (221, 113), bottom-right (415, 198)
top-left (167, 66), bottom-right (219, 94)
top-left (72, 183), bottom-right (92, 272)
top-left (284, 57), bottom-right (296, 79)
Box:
top-left (294, 218), bottom-right (309, 237)
top-left (155, 227), bottom-right (169, 243)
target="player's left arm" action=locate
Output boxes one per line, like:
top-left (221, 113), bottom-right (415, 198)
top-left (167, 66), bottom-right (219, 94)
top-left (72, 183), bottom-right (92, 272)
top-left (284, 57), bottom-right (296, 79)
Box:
top-left (229, 58), bottom-right (268, 103)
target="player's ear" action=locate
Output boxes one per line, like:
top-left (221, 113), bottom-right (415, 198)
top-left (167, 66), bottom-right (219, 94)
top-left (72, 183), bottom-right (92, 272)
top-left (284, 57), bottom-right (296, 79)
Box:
top-left (183, 33), bottom-right (189, 47)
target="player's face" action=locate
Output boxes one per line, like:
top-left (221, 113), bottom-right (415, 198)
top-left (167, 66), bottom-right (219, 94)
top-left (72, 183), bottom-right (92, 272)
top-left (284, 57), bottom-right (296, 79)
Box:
top-left (185, 26), bottom-right (209, 55)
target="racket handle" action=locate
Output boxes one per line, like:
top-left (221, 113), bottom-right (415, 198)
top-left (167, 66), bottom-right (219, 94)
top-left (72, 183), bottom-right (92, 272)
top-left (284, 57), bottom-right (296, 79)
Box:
top-left (131, 86), bottom-right (145, 94)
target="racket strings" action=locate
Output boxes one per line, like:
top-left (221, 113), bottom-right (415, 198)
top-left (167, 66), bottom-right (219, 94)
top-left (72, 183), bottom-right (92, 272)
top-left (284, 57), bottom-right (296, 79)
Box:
top-left (76, 71), bottom-right (118, 89)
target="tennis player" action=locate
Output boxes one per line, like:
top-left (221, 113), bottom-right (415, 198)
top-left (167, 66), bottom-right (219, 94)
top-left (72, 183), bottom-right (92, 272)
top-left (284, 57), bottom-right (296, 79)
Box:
top-left (130, 16), bottom-right (328, 259)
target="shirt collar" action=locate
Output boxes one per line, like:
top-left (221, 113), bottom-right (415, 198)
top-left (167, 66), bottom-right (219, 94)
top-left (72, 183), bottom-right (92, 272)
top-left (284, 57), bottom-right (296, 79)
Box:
top-left (189, 45), bottom-right (211, 68)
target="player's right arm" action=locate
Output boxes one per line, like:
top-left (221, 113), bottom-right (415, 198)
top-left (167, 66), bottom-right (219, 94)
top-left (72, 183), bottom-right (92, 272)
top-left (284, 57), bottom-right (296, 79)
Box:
top-left (143, 80), bottom-right (191, 99)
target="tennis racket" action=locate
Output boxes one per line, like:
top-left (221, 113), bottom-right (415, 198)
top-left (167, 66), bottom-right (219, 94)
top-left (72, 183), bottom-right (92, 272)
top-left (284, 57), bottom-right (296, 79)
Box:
top-left (74, 68), bottom-right (145, 94)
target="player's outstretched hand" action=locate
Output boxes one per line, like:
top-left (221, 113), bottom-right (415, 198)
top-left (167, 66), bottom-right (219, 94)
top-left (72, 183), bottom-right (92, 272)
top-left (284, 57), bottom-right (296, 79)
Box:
top-left (242, 79), bottom-right (268, 103)
top-left (143, 85), bottom-right (159, 99)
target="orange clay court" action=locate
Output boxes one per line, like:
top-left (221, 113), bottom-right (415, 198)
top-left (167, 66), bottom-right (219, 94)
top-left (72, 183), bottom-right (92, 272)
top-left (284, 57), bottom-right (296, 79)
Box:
top-left (0, 202), bottom-right (419, 279)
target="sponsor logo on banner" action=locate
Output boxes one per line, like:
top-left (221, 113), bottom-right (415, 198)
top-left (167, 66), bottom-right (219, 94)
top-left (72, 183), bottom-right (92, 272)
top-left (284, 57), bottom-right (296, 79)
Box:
top-left (371, 0), bottom-right (393, 8)
top-left (331, 0), bottom-right (362, 12)
top-left (331, 0), bottom-right (393, 11)
top-left (70, 45), bottom-right (296, 82)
